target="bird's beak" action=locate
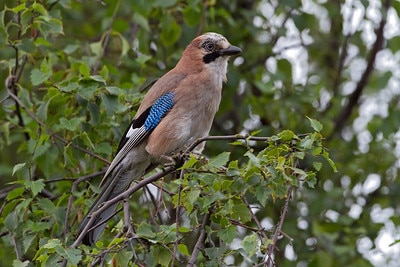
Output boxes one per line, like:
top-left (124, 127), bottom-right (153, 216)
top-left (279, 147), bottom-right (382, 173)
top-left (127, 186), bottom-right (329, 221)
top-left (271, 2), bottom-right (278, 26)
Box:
top-left (220, 45), bottom-right (242, 56)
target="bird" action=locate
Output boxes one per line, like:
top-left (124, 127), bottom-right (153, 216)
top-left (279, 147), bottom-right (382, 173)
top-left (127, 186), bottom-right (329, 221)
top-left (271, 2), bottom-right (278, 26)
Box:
top-left (77, 32), bottom-right (241, 246)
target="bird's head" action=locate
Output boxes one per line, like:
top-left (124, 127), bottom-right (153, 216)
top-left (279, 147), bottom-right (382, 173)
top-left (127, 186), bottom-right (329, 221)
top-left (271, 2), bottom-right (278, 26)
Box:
top-left (178, 32), bottom-right (241, 77)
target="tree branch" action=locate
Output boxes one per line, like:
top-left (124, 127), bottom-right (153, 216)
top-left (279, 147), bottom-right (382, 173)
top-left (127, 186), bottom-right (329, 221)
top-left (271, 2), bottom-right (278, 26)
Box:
top-left (263, 186), bottom-right (293, 267)
top-left (187, 212), bottom-right (211, 266)
top-left (329, 0), bottom-right (390, 139)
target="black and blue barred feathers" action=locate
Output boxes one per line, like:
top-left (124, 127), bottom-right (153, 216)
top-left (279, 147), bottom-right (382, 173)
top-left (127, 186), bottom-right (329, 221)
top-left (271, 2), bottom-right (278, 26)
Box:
top-left (144, 92), bottom-right (175, 131)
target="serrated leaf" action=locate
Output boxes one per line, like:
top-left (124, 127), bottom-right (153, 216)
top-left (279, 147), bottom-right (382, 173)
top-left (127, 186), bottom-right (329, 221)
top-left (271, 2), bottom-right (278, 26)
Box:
top-left (25, 179), bottom-right (45, 197)
top-left (209, 152), bottom-right (230, 168)
top-left (299, 135), bottom-right (315, 149)
top-left (57, 247), bottom-right (81, 265)
top-left (217, 225), bottom-right (236, 243)
top-left (232, 203), bottom-right (252, 223)
top-left (59, 117), bottom-right (81, 131)
top-left (30, 69), bottom-right (52, 86)
top-left (179, 156), bottom-right (198, 169)
top-left (307, 116), bottom-right (323, 132)
top-left (44, 239), bottom-right (62, 249)
top-left (77, 82), bottom-right (97, 100)
top-left (242, 234), bottom-right (259, 258)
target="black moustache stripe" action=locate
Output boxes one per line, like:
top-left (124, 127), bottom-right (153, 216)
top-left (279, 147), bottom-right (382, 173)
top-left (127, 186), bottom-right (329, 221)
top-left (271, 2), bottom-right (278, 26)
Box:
top-left (203, 51), bottom-right (221, 63)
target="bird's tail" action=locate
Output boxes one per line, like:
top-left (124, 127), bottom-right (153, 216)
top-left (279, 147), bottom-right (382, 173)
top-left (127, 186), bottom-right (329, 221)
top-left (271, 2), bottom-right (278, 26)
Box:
top-left (78, 168), bottom-right (133, 246)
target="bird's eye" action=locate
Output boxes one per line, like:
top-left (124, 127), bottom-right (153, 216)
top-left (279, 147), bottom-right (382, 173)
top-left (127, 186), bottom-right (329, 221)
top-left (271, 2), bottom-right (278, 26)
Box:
top-left (203, 42), bottom-right (215, 52)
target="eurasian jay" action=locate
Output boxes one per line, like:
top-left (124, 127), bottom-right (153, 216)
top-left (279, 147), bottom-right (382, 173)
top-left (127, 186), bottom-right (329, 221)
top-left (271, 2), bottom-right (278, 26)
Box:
top-left (78, 32), bottom-right (241, 245)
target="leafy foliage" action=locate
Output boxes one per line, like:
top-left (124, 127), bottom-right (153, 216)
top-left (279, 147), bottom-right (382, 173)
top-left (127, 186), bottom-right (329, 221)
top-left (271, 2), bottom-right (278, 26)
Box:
top-left (0, 0), bottom-right (399, 266)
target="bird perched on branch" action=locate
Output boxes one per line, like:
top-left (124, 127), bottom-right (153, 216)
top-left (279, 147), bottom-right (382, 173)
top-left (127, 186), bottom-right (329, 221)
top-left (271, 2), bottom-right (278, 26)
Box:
top-left (78, 32), bottom-right (241, 246)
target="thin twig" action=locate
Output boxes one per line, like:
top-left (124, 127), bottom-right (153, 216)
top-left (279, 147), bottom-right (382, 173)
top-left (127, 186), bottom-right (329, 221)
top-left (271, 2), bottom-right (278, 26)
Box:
top-left (329, 0), bottom-right (390, 139)
top-left (171, 171), bottom-right (184, 266)
top-left (242, 196), bottom-right (269, 241)
top-left (264, 186), bottom-right (293, 267)
top-left (187, 212), bottom-right (211, 266)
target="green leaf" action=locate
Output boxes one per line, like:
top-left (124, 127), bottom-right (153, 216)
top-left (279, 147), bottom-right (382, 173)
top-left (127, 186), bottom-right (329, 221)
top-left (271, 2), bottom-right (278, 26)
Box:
top-left (58, 117), bottom-right (81, 131)
top-left (59, 82), bottom-right (79, 92)
top-left (56, 247), bottom-right (81, 265)
top-left (278, 129), bottom-right (296, 141)
top-left (30, 69), bottom-right (52, 86)
top-left (217, 225), bottom-right (236, 243)
top-left (154, 0), bottom-right (176, 8)
top-left (43, 239), bottom-right (62, 249)
top-left (12, 163), bottom-right (26, 176)
top-left (77, 81), bottom-right (97, 100)
top-left (79, 63), bottom-right (90, 77)
top-left (209, 152), bottom-right (230, 168)
top-left (313, 161), bottom-right (322, 171)
top-left (160, 20), bottom-right (181, 46)
top-left (137, 223), bottom-right (156, 239)
top-left (32, 2), bottom-right (48, 16)
top-left (4, 211), bottom-right (18, 231)
top-left (323, 149), bottom-right (338, 172)
top-left (25, 179), bottom-right (45, 197)
top-left (12, 259), bottom-right (29, 267)
top-left (307, 116), bottom-right (323, 132)
top-left (6, 186), bottom-right (24, 201)
top-left (299, 134), bottom-right (315, 149)
top-left (10, 3), bottom-right (26, 13)
top-left (153, 246), bottom-right (171, 266)
top-left (132, 12), bottom-right (150, 32)
top-left (242, 234), bottom-right (259, 258)
top-left (177, 244), bottom-right (190, 256)
top-left (255, 186), bottom-right (269, 207)
top-left (231, 203), bottom-right (251, 223)
top-left (183, 6), bottom-right (201, 26)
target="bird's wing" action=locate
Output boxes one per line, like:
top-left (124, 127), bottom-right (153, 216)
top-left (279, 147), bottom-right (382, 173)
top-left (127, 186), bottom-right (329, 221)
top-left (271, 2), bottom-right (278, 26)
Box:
top-left (99, 92), bottom-right (175, 186)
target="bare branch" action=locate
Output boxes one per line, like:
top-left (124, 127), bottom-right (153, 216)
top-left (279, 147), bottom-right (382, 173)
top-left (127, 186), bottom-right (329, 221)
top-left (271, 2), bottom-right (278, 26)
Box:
top-left (264, 186), bottom-right (293, 267)
top-left (329, 0), bottom-right (390, 139)
top-left (187, 212), bottom-right (211, 266)
top-left (172, 171), bottom-right (185, 266)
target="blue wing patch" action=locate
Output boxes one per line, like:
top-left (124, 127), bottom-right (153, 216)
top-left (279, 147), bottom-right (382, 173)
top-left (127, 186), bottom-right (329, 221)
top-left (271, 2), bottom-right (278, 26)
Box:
top-left (144, 92), bottom-right (175, 130)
